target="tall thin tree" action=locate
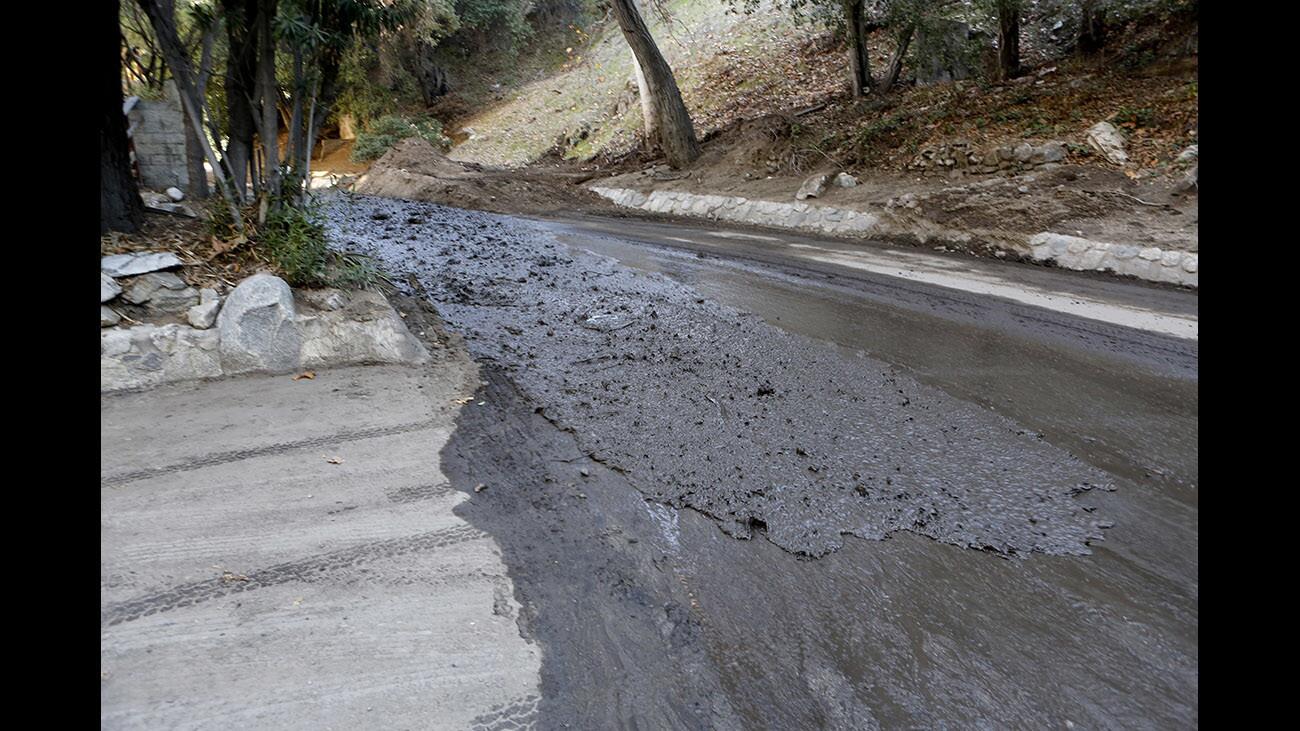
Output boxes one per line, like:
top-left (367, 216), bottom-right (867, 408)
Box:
top-left (995, 0), bottom-right (1020, 80)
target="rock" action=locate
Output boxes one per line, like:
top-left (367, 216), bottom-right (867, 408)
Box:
top-left (101, 252), bottom-right (182, 277)
top-left (186, 290), bottom-right (221, 329)
top-left (1040, 141), bottom-right (1067, 163)
top-left (101, 306), bottom-right (121, 327)
top-left (1013, 143), bottom-right (1035, 163)
top-left (915, 20), bottom-right (979, 85)
top-left (121, 271), bottom-right (198, 313)
top-left (101, 272), bottom-right (122, 303)
top-left (165, 187), bottom-right (185, 202)
top-left (140, 191), bottom-right (199, 217)
top-left (1176, 144), bottom-right (1198, 164)
top-left (122, 271), bottom-right (188, 305)
top-left (834, 172), bottom-right (859, 188)
top-left (1086, 122), bottom-right (1128, 165)
top-left (217, 273), bottom-right (302, 374)
top-left (1173, 164), bottom-right (1198, 195)
top-left (796, 173), bottom-right (831, 200)
top-left (1017, 185), bottom-right (1030, 194)
top-left (150, 286), bottom-right (200, 314)
top-left (101, 324), bottom-right (222, 392)
top-left (297, 289), bottom-right (429, 368)
top-left (297, 288), bottom-right (348, 311)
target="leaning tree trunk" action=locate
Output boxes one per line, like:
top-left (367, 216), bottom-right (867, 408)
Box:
top-left (996, 0), bottom-right (1021, 80)
top-left (878, 23), bottom-right (915, 94)
top-left (609, 0), bottom-right (699, 168)
top-left (103, 0), bottom-right (144, 234)
top-left (844, 0), bottom-right (875, 97)
top-left (629, 0), bottom-right (660, 150)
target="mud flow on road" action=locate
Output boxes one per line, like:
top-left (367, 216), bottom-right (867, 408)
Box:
top-left (326, 194), bottom-right (1197, 728)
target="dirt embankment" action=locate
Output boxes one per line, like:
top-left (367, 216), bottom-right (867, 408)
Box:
top-left (352, 138), bottom-right (615, 216)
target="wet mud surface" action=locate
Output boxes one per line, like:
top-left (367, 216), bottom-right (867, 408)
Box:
top-left (326, 194), bottom-right (1196, 727)
top-left (329, 194), bottom-right (1114, 558)
top-left (441, 368), bottom-right (1195, 729)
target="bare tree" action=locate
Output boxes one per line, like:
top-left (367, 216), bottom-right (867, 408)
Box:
top-left (609, 0), bottom-right (700, 167)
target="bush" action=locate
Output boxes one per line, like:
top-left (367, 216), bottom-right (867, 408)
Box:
top-left (259, 202), bottom-right (381, 289)
top-left (351, 114), bottom-right (453, 161)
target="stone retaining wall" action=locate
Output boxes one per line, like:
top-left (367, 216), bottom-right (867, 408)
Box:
top-left (127, 82), bottom-right (190, 191)
top-left (588, 185), bottom-right (1198, 288)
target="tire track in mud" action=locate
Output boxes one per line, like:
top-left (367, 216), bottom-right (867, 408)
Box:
top-left (327, 194), bottom-right (1115, 559)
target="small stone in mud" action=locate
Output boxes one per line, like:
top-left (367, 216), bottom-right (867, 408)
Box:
top-left (579, 468), bottom-right (590, 477)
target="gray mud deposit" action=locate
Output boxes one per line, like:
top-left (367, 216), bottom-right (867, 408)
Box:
top-left (327, 194), bottom-right (1113, 557)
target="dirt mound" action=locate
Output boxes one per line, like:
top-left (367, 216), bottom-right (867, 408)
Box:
top-left (356, 138), bottom-right (613, 216)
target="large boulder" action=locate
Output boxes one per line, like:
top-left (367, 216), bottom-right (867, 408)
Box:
top-left (217, 273), bottom-right (302, 374)
top-left (296, 289), bottom-right (429, 368)
top-left (1086, 122), bottom-right (1128, 165)
top-left (915, 20), bottom-right (980, 85)
top-left (101, 252), bottom-right (182, 277)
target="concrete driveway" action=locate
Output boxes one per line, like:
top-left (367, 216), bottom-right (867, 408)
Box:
top-left (100, 356), bottom-right (540, 729)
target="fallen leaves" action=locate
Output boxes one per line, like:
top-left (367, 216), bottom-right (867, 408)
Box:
top-left (292, 371), bottom-right (317, 381)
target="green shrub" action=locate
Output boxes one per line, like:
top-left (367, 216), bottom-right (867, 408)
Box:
top-left (351, 114), bottom-right (453, 161)
top-left (259, 202), bottom-right (381, 289)
top-left (261, 204), bottom-right (330, 286)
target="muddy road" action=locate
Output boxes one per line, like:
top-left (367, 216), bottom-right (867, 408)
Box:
top-left (326, 194), bottom-right (1197, 729)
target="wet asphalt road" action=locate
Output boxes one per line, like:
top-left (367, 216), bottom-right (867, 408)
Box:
top-left (328, 195), bottom-right (1197, 729)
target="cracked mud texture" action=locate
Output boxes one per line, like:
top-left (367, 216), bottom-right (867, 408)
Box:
top-left (327, 194), bottom-right (1114, 558)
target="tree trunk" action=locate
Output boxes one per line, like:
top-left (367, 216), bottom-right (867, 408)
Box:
top-left (223, 0), bottom-right (259, 202)
top-left (629, 0), bottom-right (660, 150)
top-left (844, 0), bottom-right (874, 97)
top-left (183, 108), bottom-right (210, 200)
top-left (609, 0), bottom-right (699, 168)
top-left (103, 0), bottom-right (144, 234)
top-left (186, 22), bottom-right (216, 200)
top-left (1078, 0), bottom-right (1105, 57)
top-left (996, 0), bottom-right (1021, 80)
top-left (286, 44), bottom-right (306, 195)
top-left (257, 0), bottom-right (280, 209)
top-left (878, 24), bottom-right (915, 94)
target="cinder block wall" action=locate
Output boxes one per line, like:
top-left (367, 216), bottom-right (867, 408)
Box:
top-left (128, 82), bottom-right (189, 191)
